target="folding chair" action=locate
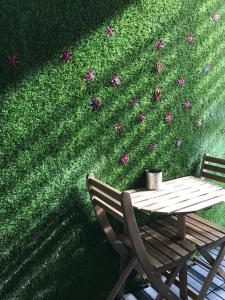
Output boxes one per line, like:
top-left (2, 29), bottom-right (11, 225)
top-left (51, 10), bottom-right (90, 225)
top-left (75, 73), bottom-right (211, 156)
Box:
top-left (87, 174), bottom-right (195, 300)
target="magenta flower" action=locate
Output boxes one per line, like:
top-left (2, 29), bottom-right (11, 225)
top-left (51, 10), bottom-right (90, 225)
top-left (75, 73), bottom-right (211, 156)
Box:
top-left (111, 74), bottom-right (121, 86)
top-left (7, 55), bottom-right (20, 68)
top-left (91, 97), bottom-right (101, 110)
top-left (62, 50), bottom-right (72, 62)
top-left (137, 112), bottom-right (145, 122)
top-left (176, 140), bottom-right (182, 147)
top-left (130, 98), bottom-right (139, 108)
top-left (196, 117), bottom-right (202, 127)
top-left (156, 61), bottom-right (164, 74)
top-left (184, 99), bottom-right (191, 109)
top-left (187, 33), bottom-right (195, 44)
top-left (115, 123), bottom-right (124, 134)
top-left (85, 70), bottom-right (95, 81)
top-left (106, 26), bottom-right (115, 37)
top-left (165, 113), bottom-right (173, 122)
top-left (177, 77), bottom-right (185, 87)
top-left (211, 12), bottom-right (220, 22)
top-left (120, 153), bottom-right (129, 166)
top-left (155, 88), bottom-right (162, 101)
top-left (155, 40), bottom-right (164, 50)
top-left (149, 143), bottom-right (157, 151)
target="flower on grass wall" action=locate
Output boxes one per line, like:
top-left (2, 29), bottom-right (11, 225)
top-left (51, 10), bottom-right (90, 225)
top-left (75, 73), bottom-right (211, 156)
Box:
top-left (196, 117), bottom-right (202, 127)
top-left (106, 26), bottom-right (115, 37)
top-left (176, 140), bottom-right (182, 148)
top-left (177, 77), bottom-right (185, 87)
top-left (155, 40), bottom-right (164, 50)
top-left (7, 55), bottom-right (20, 68)
top-left (85, 70), bottom-right (95, 81)
top-left (120, 153), bottom-right (129, 166)
top-left (187, 33), bottom-right (195, 44)
top-left (115, 123), bottom-right (124, 134)
top-left (62, 50), bottom-right (72, 62)
top-left (130, 98), bottom-right (139, 108)
top-left (111, 74), bottom-right (121, 86)
top-left (184, 99), bottom-right (191, 109)
top-left (211, 12), bottom-right (220, 22)
top-left (91, 97), bottom-right (101, 110)
top-left (137, 112), bottom-right (145, 122)
top-left (204, 65), bottom-right (210, 74)
top-left (155, 88), bottom-right (162, 101)
top-left (149, 143), bottom-right (157, 151)
top-left (222, 128), bottom-right (225, 134)
top-left (165, 113), bottom-right (173, 122)
top-left (156, 61), bottom-right (164, 74)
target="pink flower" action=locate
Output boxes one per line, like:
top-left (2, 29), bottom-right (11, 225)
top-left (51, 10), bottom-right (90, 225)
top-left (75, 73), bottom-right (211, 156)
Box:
top-left (120, 153), bottom-right (129, 166)
top-left (137, 112), bottom-right (145, 122)
top-left (222, 128), bottom-right (225, 134)
top-left (196, 117), bottom-right (202, 127)
top-left (115, 123), bottom-right (124, 134)
top-left (149, 143), bottom-right (157, 151)
top-left (106, 26), bottom-right (115, 37)
top-left (184, 99), bottom-right (191, 109)
top-left (111, 74), bottom-right (121, 86)
top-left (156, 61), bottom-right (164, 74)
top-left (211, 12), bottom-right (220, 22)
top-left (85, 70), bottom-right (95, 81)
top-left (165, 113), bottom-right (173, 122)
top-left (130, 98), bottom-right (139, 108)
top-left (155, 88), bottom-right (162, 101)
top-left (187, 33), bottom-right (195, 44)
top-left (177, 77), bottom-right (185, 87)
top-left (7, 55), bottom-right (20, 68)
top-left (155, 40), bottom-right (164, 50)
top-left (176, 140), bottom-right (182, 147)
top-left (91, 97), bottom-right (102, 110)
top-left (62, 50), bottom-right (72, 62)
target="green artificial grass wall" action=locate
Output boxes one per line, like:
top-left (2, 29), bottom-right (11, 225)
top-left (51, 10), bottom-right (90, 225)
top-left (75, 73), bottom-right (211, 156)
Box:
top-left (1, 0), bottom-right (225, 299)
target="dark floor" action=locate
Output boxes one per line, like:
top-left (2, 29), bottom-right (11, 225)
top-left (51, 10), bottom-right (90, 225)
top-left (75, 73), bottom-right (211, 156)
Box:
top-left (122, 247), bottom-right (225, 300)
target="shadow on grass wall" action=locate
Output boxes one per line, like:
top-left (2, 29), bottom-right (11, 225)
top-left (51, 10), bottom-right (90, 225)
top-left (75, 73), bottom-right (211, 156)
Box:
top-left (1, 0), bottom-right (225, 299)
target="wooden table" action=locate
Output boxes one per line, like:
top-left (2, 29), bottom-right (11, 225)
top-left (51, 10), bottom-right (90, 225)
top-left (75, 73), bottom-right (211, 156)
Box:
top-left (127, 176), bottom-right (225, 240)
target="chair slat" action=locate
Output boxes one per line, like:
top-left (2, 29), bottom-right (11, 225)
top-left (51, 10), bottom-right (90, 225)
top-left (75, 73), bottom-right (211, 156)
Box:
top-left (201, 172), bottom-right (225, 184)
top-left (205, 155), bottom-right (225, 166)
top-left (203, 164), bottom-right (225, 175)
top-left (93, 197), bottom-right (124, 223)
top-left (88, 177), bottom-right (121, 201)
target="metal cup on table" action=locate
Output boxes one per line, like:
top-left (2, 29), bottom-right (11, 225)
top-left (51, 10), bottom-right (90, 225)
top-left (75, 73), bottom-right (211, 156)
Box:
top-left (145, 168), bottom-right (162, 190)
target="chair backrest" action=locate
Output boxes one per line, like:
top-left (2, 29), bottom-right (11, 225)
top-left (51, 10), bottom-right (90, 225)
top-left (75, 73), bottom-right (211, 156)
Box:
top-left (200, 154), bottom-right (225, 184)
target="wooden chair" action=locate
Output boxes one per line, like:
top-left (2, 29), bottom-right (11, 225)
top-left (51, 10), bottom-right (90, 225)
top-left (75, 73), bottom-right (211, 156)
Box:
top-left (153, 154), bottom-right (225, 299)
top-left (87, 173), bottom-right (195, 300)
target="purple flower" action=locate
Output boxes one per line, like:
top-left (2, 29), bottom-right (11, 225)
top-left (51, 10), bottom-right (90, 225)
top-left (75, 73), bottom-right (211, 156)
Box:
top-left (165, 113), bottom-right (173, 122)
top-left (106, 26), bottom-right (115, 37)
top-left (187, 33), bottom-right (195, 44)
top-left (137, 112), bottom-right (145, 122)
top-left (111, 74), bottom-right (121, 86)
top-left (7, 55), bottom-right (20, 68)
top-left (184, 99), bottom-right (191, 109)
top-left (149, 143), bottom-right (157, 151)
top-left (85, 70), bottom-right (95, 81)
top-left (196, 117), bottom-right (202, 127)
top-left (120, 153), bottom-right (129, 166)
top-left (204, 65), bottom-right (210, 74)
top-left (211, 12), bottom-right (220, 22)
top-left (115, 123), bottom-right (124, 134)
top-left (177, 77), bottom-right (185, 87)
top-left (176, 140), bottom-right (182, 147)
top-left (130, 98), bottom-right (139, 108)
top-left (155, 40), bottom-right (164, 50)
top-left (62, 50), bottom-right (72, 62)
top-left (91, 97), bottom-right (101, 110)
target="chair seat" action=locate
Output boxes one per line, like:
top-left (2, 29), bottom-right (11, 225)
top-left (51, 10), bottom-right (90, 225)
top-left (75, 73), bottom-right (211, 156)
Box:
top-left (155, 213), bottom-right (225, 249)
top-left (119, 223), bottom-right (195, 272)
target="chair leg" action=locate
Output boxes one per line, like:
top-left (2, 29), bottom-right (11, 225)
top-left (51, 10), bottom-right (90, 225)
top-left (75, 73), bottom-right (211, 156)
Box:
top-left (107, 256), bottom-right (137, 300)
top-left (198, 243), bottom-right (225, 300)
top-left (179, 262), bottom-right (188, 300)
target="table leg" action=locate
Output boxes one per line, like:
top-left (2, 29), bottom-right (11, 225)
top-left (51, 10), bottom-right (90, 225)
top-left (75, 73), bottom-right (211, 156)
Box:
top-left (176, 214), bottom-right (186, 240)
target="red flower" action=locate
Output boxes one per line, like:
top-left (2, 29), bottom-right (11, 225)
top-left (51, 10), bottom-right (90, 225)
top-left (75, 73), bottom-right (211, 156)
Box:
top-left (184, 99), bottom-right (191, 109)
top-left (130, 98), bottom-right (139, 108)
top-left (85, 70), bottom-right (95, 81)
top-left (149, 143), bottom-right (157, 151)
top-left (120, 153), bottom-right (129, 166)
top-left (62, 50), bottom-right (72, 62)
top-left (137, 112), bottom-right (145, 122)
top-left (115, 123), bottom-right (124, 134)
top-left (155, 40), bottom-right (164, 50)
top-left (165, 113), bottom-right (173, 122)
top-left (156, 61), bottom-right (164, 74)
top-left (177, 77), bottom-right (185, 87)
top-left (7, 55), bottom-right (20, 68)
top-left (187, 33), bottom-right (195, 44)
top-left (106, 26), bottom-right (115, 37)
top-left (155, 88), bottom-right (162, 101)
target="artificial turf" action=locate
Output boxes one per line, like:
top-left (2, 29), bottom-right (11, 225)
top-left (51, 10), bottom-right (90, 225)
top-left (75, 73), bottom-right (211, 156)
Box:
top-left (0, 0), bottom-right (225, 299)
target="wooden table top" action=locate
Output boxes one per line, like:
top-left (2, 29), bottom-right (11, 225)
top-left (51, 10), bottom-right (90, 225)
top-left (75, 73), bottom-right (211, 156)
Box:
top-left (127, 176), bottom-right (225, 214)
